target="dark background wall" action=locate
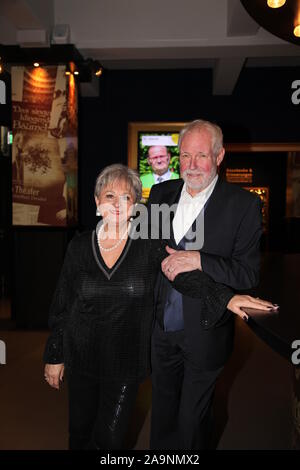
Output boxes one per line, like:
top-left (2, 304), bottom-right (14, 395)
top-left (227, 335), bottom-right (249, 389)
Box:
top-left (79, 66), bottom-right (300, 230)
top-left (2, 66), bottom-right (300, 230)
top-left (224, 151), bottom-right (287, 251)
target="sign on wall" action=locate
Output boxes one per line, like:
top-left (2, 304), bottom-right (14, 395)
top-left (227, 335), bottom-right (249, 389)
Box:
top-left (11, 65), bottom-right (78, 226)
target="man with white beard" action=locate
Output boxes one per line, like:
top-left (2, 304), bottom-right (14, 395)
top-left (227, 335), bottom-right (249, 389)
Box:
top-left (148, 119), bottom-right (268, 450)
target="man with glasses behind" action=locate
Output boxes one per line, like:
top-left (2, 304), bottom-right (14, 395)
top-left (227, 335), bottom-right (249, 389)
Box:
top-left (140, 145), bottom-right (179, 190)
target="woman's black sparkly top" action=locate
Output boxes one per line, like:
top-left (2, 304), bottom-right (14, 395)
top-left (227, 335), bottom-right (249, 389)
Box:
top-left (43, 222), bottom-right (234, 381)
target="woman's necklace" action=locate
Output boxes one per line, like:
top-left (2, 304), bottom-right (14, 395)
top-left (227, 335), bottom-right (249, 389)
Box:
top-left (97, 222), bottom-right (130, 252)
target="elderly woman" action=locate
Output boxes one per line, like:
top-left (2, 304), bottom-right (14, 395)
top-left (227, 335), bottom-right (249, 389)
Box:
top-left (43, 164), bottom-right (274, 450)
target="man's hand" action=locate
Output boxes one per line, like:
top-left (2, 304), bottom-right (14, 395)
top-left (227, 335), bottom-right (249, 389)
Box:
top-left (44, 363), bottom-right (64, 390)
top-left (162, 246), bottom-right (202, 281)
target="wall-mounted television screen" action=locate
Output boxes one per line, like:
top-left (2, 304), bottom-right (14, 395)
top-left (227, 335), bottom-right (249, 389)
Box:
top-left (128, 122), bottom-right (185, 201)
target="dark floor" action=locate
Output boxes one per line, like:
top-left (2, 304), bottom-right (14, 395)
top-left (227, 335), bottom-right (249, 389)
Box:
top-left (0, 310), bottom-right (293, 450)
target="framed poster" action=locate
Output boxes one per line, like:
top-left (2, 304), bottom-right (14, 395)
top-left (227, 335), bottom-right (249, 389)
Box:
top-left (11, 65), bottom-right (78, 227)
top-left (128, 122), bottom-right (185, 200)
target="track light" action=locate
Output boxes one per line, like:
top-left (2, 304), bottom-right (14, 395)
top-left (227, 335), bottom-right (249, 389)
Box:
top-left (93, 60), bottom-right (103, 76)
top-left (65, 62), bottom-right (79, 76)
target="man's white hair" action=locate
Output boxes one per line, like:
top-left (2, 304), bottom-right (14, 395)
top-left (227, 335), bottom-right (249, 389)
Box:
top-left (178, 119), bottom-right (224, 158)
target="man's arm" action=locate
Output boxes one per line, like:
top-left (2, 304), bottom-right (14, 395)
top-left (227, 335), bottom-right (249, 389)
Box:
top-left (163, 196), bottom-right (262, 291)
top-left (200, 196), bottom-right (262, 290)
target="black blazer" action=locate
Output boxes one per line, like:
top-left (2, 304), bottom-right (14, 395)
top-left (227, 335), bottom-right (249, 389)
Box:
top-left (148, 177), bottom-right (263, 370)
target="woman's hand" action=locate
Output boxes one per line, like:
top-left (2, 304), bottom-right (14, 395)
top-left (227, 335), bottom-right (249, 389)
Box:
top-left (44, 363), bottom-right (64, 390)
top-left (227, 295), bottom-right (278, 320)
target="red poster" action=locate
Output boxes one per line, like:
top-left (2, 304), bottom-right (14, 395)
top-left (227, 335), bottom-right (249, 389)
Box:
top-left (12, 65), bottom-right (78, 226)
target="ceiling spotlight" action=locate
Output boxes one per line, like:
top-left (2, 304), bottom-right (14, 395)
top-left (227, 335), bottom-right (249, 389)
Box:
top-left (294, 25), bottom-right (300, 37)
top-left (74, 70), bottom-right (79, 75)
top-left (93, 60), bottom-right (103, 76)
top-left (33, 62), bottom-right (40, 67)
top-left (65, 63), bottom-right (72, 75)
top-left (267, 0), bottom-right (286, 8)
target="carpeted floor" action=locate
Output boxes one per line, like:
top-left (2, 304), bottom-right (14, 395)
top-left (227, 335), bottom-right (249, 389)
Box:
top-left (0, 317), bottom-right (293, 450)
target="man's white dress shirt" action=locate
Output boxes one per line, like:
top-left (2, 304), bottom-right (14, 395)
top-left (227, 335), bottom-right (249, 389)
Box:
top-left (172, 175), bottom-right (218, 245)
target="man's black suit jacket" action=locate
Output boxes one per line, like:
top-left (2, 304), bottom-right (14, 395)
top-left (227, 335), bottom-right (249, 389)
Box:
top-left (148, 177), bottom-right (263, 370)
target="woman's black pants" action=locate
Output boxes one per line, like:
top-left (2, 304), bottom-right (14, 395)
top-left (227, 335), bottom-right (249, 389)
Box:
top-left (67, 374), bottom-right (139, 450)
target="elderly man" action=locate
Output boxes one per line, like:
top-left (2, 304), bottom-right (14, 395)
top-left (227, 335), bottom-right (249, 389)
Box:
top-left (148, 119), bottom-right (263, 450)
top-left (140, 145), bottom-right (179, 189)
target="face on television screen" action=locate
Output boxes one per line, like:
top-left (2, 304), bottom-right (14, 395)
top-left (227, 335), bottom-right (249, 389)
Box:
top-left (138, 131), bottom-right (180, 200)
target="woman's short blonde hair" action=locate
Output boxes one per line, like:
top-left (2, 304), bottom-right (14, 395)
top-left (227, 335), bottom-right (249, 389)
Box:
top-left (94, 164), bottom-right (142, 203)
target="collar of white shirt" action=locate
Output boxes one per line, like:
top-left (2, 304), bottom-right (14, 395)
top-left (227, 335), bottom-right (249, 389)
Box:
top-left (172, 174), bottom-right (218, 245)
